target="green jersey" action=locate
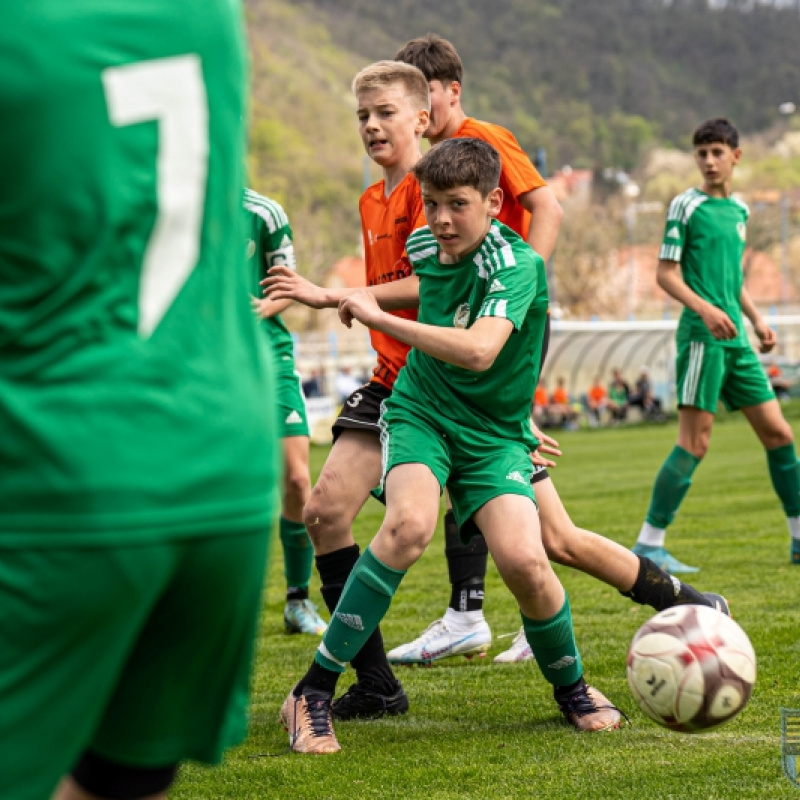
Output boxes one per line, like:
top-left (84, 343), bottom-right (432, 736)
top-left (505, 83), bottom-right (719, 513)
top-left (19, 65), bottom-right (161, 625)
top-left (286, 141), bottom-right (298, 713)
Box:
top-left (394, 220), bottom-right (547, 447)
top-left (0, 1), bottom-right (278, 545)
top-left (244, 189), bottom-right (296, 366)
top-left (660, 187), bottom-right (749, 348)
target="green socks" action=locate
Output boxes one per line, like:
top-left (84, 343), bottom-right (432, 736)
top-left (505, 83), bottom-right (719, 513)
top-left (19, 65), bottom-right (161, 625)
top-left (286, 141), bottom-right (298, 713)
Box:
top-left (645, 445), bottom-right (700, 529)
top-left (522, 594), bottom-right (583, 688)
top-left (279, 517), bottom-right (313, 594)
top-left (315, 547), bottom-right (406, 673)
top-left (767, 443), bottom-right (800, 517)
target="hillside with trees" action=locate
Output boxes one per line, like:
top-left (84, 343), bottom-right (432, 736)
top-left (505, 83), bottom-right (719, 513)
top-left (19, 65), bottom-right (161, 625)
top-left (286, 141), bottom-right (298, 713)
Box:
top-left (246, 0), bottom-right (800, 317)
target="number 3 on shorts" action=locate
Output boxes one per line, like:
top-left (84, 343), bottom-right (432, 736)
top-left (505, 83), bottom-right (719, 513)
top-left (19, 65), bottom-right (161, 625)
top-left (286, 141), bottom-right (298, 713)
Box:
top-left (102, 55), bottom-right (208, 338)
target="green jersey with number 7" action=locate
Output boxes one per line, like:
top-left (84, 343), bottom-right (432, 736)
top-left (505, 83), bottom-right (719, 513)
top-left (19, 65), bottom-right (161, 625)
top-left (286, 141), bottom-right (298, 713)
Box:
top-left (0, 1), bottom-right (279, 544)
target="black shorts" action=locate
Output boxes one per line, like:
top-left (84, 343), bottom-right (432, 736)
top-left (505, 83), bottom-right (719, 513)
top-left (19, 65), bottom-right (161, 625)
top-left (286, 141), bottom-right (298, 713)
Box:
top-left (332, 381), bottom-right (392, 443)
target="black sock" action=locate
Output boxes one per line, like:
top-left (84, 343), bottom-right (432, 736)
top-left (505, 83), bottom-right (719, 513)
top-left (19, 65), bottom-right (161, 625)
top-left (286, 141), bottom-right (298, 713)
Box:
top-left (444, 510), bottom-right (487, 612)
top-left (553, 676), bottom-right (587, 702)
top-left (620, 556), bottom-right (707, 611)
top-left (286, 586), bottom-right (309, 602)
top-left (315, 545), bottom-right (398, 694)
top-left (294, 661), bottom-right (340, 697)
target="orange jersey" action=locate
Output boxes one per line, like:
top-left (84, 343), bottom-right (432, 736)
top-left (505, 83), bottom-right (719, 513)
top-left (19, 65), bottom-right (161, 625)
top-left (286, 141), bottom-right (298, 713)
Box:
top-left (588, 384), bottom-right (607, 404)
top-left (551, 387), bottom-right (569, 405)
top-left (534, 385), bottom-right (548, 407)
top-left (453, 118), bottom-right (546, 240)
top-left (359, 171), bottom-right (426, 389)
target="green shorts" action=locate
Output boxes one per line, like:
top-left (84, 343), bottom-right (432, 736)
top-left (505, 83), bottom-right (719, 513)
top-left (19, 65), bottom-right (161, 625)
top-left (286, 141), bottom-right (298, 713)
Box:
top-left (676, 340), bottom-right (775, 413)
top-left (380, 402), bottom-right (536, 542)
top-left (277, 366), bottom-right (309, 438)
top-left (0, 528), bottom-right (270, 800)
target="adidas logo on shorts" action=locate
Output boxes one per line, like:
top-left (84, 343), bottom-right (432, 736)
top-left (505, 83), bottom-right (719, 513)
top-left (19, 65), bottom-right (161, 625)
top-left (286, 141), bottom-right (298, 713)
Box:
top-left (505, 470), bottom-right (527, 485)
top-left (335, 612), bottom-right (364, 631)
top-left (285, 410), bottom-right (303, 424)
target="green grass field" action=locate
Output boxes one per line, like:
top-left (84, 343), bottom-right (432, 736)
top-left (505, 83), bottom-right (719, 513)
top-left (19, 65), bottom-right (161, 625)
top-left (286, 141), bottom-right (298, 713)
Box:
top-left (174, 407), bottom-right (800, 799)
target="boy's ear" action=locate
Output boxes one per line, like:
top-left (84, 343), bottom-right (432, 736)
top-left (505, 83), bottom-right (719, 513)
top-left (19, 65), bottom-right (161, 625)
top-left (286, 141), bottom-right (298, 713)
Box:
top-left (415, 107), bottom-right (430, 135)
top-left (487, 187), bottom-right (503, 217)
top-left (732, 146), bottom-right (742, 164)
top-left (448, 81), bottom-right (462, 106)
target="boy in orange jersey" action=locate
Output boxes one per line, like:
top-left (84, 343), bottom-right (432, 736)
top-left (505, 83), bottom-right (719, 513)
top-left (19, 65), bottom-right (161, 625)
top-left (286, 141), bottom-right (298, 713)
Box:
top-left (261, 60), bottom-right (430, 721)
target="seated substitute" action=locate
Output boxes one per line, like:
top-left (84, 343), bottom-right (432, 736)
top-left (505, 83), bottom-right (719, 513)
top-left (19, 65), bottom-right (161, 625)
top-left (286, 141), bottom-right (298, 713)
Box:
top-left (279, 138), bottom-right (625, 754)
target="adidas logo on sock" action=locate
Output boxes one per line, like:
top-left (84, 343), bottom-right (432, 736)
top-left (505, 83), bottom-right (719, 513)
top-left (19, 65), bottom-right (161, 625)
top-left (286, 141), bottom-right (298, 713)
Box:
top-left (335, 612), bottom-right (364, 631)
top-left (670, 575), bottom-right (682, 597)
top-left (285, 410), bottom-right (303, 424)
top-left (548, 655), bottom-right (577, 670)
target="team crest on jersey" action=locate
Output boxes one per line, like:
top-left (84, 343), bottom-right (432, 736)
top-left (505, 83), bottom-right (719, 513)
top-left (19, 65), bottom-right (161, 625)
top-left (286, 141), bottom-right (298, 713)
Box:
top-left (246, 239), bottom-right (256, 259)
top-left (453, 303), bottom-right (471, 328)
top-left (737, 221), bottom-right (747, 242)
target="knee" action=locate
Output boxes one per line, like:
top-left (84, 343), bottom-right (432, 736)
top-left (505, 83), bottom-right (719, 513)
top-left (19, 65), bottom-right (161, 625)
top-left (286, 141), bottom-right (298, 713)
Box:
top-left (503, 552), bottom-right (551, 599)
top-left (380, 507), bottom-right (434, 563)
top-left (766, 426), bottom-right (795, 450)
top-left (302, 482), bottom-right (345, 544)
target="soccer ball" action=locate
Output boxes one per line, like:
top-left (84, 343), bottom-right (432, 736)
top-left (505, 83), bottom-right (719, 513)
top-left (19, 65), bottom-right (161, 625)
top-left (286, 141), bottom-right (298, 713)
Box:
top-left (626, 605), bottom-right (756, 733)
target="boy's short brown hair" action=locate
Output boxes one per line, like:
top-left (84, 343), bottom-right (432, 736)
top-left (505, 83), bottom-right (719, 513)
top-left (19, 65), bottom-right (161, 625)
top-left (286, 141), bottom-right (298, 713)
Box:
top-left (395, 33), bottom-right (462, 85)
top-left (413, 137), bottom-right (501, 198)
top-left (693, 117), bottom-right (739, 149)
top-left (352, 60), bottom-right (430, 112)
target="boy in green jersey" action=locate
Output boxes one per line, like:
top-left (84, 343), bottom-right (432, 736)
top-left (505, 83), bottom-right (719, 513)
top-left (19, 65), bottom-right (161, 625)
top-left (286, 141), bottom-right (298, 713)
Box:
top-left (632, 117), bottom-right (800, 571)
top-left (278, 138), bottom-right (623, 754)
top-left (0, 3), bottom-right (278, 798)
top-left (246, 190), bottom-right (327, 637)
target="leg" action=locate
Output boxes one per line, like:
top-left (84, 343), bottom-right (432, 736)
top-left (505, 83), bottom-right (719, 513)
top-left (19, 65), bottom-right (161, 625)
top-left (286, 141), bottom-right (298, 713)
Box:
top-left (632, 406), bottom-right (711, 573)
top-left (741, 399), bottom-right (800, 562)
top-left (280, 435), bottom-right (328, 635)
top-left (476, 495), bottom-right (622, 732)
top-left (386, 488), bottom-right (492, 666)
top-left (282, 465), bottom-right (441, 754)
top-left (535, 477), bottom-right (725, 612)
top-left (303, 429), bottom-right (402, 703)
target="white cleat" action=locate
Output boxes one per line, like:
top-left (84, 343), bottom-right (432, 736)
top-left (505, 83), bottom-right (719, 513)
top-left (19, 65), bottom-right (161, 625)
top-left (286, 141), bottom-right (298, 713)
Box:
top-left (493, 627), bottom-right (534, 664)
top-left (387, 616), bottom-right (491, 665)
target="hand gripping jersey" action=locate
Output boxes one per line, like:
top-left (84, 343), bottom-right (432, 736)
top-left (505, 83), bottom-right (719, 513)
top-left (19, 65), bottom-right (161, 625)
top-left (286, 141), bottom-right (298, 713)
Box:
top-left (244, 188), bottom-right (297, 367)
top-left (359, 172), bottom-right (426, 389)
top-left (660, 187), bottom-right (749, 348)
top-left (395, 220), bottom-right (548, 447)
top-left (0, 1), bottom-right (278, 544)
top-left (452, 118), bottom-right (547, 240)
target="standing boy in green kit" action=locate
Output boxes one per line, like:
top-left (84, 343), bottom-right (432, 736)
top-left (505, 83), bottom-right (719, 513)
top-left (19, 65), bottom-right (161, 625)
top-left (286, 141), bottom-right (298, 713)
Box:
top-left (632, 117), bottom-right (800, 572)
top-left (246, 189), bottom-right (327, 636)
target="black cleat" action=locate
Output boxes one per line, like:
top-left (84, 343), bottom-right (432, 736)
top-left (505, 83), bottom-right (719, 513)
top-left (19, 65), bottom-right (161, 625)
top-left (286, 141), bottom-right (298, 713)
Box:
top-left (331, 681), bottom-right (409, 721)
top-left (702, 592), bottom-right (731, 617)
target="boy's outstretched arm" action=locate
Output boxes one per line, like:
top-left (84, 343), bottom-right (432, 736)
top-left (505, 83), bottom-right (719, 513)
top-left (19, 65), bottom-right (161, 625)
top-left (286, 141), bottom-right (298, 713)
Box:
top-left (339, 290), bottom-right (512, 371)
top-left (656, 259), bottom-right (737, 340)
top-left (263, 265), bottom-right (420, 311)
top-left (519, 186), bottom-right (563, 261)
top-left (741, 286), bottom-right (776, 353)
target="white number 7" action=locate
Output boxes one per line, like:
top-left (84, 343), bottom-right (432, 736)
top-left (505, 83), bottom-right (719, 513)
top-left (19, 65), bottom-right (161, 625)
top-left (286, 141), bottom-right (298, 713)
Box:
top-left (103, 55), bottom-right (209, 338)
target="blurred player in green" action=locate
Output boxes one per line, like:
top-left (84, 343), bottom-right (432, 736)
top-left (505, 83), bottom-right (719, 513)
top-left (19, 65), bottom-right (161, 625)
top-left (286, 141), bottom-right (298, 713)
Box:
top-left (0, 3), bottom-right (278, 798)
top-left (632, 117), bottom-right (800, 572)
top-left (279, 138), bottom-right (624, 754)
top-left (246, 189), bottom-right (327, 635)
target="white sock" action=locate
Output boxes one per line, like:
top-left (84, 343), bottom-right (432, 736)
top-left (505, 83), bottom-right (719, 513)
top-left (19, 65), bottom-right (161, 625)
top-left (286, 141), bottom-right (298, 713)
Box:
top-left (443, 607), bottom-right (485, 628)
top-left (787, 516), bottom-right (800, 541)
top-left (637, 521), bottom-right (666, 548)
